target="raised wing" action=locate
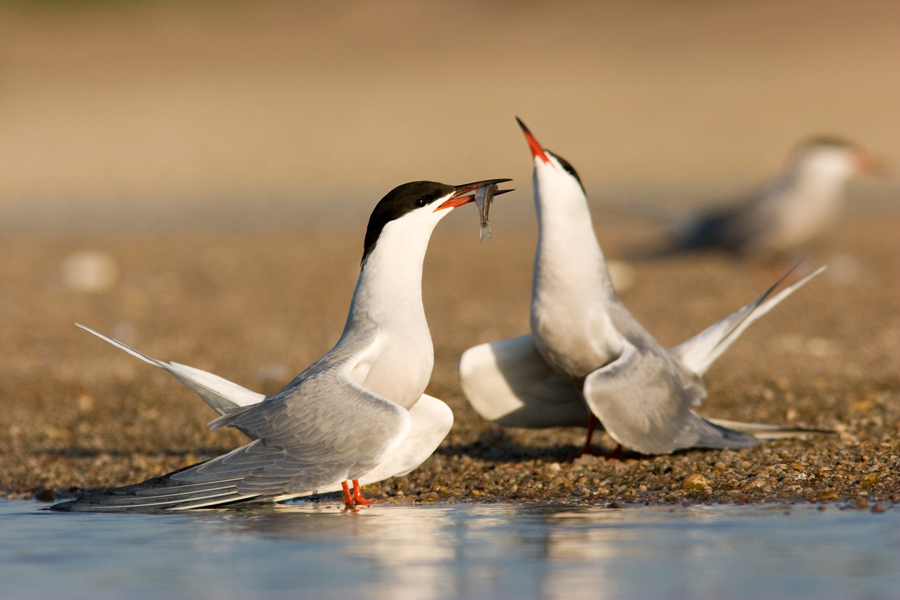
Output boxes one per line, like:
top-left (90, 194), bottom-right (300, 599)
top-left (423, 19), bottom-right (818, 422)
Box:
top-left (669, 266), bottom-right (825, 376)
top-left (77, 324), bottom-right (264, 415)
top-left (458, 334), bottom-right (588, 428)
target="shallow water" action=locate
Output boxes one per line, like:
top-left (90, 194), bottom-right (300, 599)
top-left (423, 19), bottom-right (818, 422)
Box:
top-left (3, 499), bottom-right (899, 600)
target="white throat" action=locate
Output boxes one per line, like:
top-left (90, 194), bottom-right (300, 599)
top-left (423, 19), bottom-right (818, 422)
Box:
top-left (793, 150), bottom-right (856, 200)
top-left (773, 148), bottom-right (857, 248)
top-left (532, 158), bottom-right (617, 304)
top-left (338, 208), bottom-right (446, 409)
top-left (530, 157), bottom-right (623, 379)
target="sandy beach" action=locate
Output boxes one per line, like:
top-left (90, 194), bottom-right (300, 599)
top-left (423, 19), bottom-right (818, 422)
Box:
top-left (0, 0), bottom-right (898, 508)
top-left (0, 203), bottom-right (897, 508)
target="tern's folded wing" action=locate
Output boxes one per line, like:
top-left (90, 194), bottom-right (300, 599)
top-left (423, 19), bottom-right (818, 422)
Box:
top-left (458, 334), bottom-right (587, 428)
top-left (357, 393), bottom-right (452, 480)
top-left (52, 360), bottom-right (412, 512)
top-left (181, 361), bottom-right (413, 497)
top-left (583, 341), bottom-right (757, 455)
top-left (274, 393), bottom-right (454, 500)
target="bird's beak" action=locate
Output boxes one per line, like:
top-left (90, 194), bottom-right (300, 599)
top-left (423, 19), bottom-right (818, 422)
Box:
top-left (435, 179), bottom-right (514, 211)
top-left (516, 117), bottom-right (551, 164)
top-left (855, 150), bottom-right (882, 175)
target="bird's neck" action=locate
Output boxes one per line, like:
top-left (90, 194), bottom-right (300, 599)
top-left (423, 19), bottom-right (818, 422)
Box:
top-left (533, 179), bottom-right (617, 301)
top-left (336, 220), bottom-right (437, 408)
top-left (345, 225), bottom-right (433, 336)
top-left (794, 164), bottom-right (850, 205)
top-left (530, 177), bottom-right (623, 378)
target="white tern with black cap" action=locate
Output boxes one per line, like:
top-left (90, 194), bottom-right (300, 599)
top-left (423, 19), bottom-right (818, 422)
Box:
top-left (53, 178), bottom-right (512, 511)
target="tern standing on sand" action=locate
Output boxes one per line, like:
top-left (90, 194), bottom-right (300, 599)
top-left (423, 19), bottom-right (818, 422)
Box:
top-left (459, 120), bottom-right (824, 456)
top-left (53, 178), bottom-right (511, 512)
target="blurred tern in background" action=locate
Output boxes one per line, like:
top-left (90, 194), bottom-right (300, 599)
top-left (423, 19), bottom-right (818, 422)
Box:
top-left (643, 137), bottom-right (879, 261)
top-left (53, 178), bottom-right (511, 512)
top-left (459, 119), bottom-right (827, 456)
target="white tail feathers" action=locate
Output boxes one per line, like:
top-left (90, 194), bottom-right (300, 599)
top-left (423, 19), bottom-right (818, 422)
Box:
top-left (705, 417), bottom-right (833, 440)
top-left (670, 266), bottom-right (826, 376)
top-left (76, 324), bottom-right (265, 416)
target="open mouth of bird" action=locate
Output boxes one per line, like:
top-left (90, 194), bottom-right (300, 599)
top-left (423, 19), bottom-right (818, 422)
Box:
top-left (435, 179), bottom-right (513, 210)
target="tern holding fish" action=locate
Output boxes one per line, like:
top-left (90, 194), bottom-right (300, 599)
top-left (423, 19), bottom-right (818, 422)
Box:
top-left (53, 178), bottom-right (511, 512)
top-left (459, 119), bottom-right (826, 456)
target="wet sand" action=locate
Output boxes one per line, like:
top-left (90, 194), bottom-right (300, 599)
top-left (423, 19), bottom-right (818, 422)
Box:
top-left (1, 204), bottom-right (897, 509)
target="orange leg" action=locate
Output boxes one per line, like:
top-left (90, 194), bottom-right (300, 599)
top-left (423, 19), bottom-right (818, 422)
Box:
top-left (341, 481), bottom-right (354, 506)
top-left (341, 480), bottom-right (378, 507)
top-left (350, 480), bottom-right (374, 505)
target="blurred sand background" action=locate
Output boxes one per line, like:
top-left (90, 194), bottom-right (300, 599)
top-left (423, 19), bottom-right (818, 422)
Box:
top-left (1, 0), bottom-right (897, 222)
top-left (0, 0), bottom-right (898, 504)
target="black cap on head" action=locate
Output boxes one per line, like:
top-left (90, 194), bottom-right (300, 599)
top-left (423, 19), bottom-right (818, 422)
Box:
top-left (799, 135), bottom-right (853, 150)
top-left (362, 181), bottom-right (455, 262)
top-left (546, 150), bottom-right (585, 193)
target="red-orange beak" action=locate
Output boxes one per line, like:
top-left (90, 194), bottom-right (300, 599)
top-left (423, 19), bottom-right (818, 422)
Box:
top-left (516, 117), bottom-right (551, 164)
top-left (435, 179), bottom-right (513, 211)
top-left (855, 149), bottom-right (882, 175)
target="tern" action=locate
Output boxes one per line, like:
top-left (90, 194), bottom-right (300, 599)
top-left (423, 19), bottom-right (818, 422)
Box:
top-left (649, 137), bottom-right (878, 260)
top-left (458, 119), bottom-right (825, 456)
top-left (52, 178), bottom-right (511, 512)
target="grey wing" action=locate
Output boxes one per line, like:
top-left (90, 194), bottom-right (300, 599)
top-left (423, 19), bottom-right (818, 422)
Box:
top-left (458, 334), bottom-right (588, 428)
top-left (180, 362), bottom-right (413, 496)
top-left (77, 324), bottom-right (265, 415)
top-left (669, 266), bottom-right (824, 376)
top-left (257, 393), bottom-right (453, 502)
top-left (583, 341), bottom-right (757, 455)
top-left (357, 393), bottom-right (453, 480)
top-left (678, 206), bottom-right (759, 254)
top-left (289, 393), bottom-right (454, 498)
top-left (52, 361), bottom-right (412, 512)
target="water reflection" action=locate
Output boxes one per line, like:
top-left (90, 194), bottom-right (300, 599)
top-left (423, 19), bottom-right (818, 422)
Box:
top-left (214, 502), bottom-right (543, 600)
top-left (5, 501), bottom-right (900, 600)
top-left (197, 502), bottom-right (900, 600)
top-left (225, 503), bottom-right (460, 600)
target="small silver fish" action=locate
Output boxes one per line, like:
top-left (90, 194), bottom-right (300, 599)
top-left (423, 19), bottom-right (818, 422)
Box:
top-left (475, 183), bottom-right (498, 243)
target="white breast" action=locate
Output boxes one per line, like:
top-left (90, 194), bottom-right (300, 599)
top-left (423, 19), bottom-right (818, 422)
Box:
top-left (350, 328), bottom-right (433, 411)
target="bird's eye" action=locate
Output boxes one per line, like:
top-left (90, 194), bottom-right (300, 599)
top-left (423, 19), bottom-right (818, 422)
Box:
top-left (415, 197), bottom-right (427, 207)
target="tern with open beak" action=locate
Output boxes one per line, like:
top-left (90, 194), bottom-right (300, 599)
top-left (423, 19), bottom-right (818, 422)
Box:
top-left (459, 119), bottom-right (826, 456)
top-left (53, 178), bottom-right (512, 512)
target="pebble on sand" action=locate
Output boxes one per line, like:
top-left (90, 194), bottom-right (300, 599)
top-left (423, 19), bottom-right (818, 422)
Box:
top-left (61, 250), bottom-right (118, 293)
top-left (682, 474), bottom-right (710, 491)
